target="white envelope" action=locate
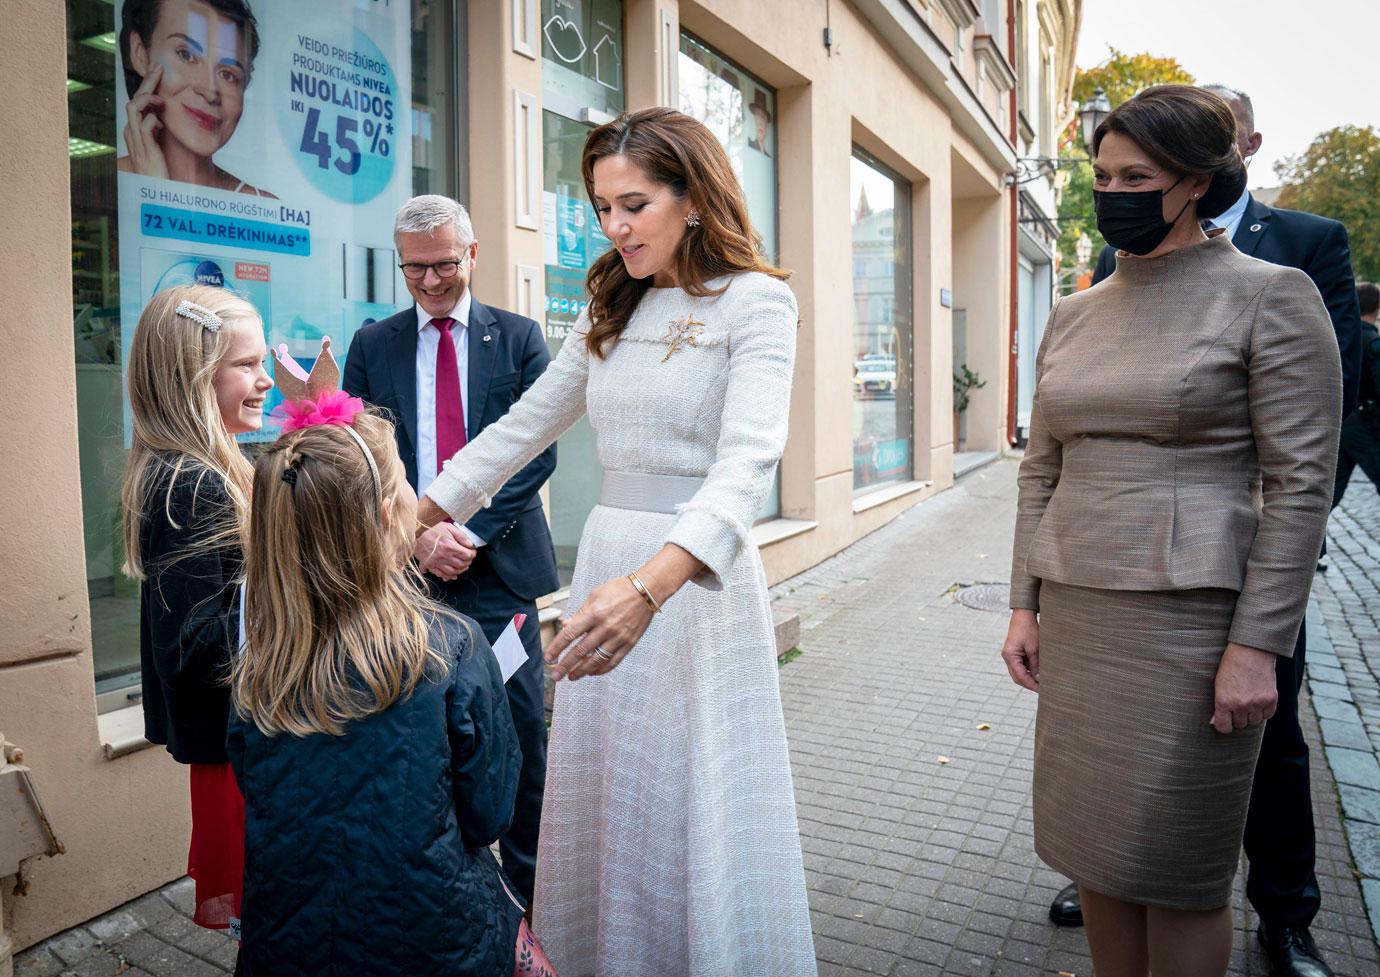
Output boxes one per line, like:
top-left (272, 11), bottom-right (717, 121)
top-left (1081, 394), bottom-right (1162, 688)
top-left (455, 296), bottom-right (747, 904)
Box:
top-left (491, 613), bottom-right (529, 683)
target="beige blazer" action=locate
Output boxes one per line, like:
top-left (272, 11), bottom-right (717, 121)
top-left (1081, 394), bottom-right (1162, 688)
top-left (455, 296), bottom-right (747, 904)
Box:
top-left (1010, 232), bottom-right (1341, 656)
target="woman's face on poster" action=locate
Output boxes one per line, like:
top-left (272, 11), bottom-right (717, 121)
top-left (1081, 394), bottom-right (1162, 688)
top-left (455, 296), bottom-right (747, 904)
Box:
top-left (130, 0), bottom-right (251, 159)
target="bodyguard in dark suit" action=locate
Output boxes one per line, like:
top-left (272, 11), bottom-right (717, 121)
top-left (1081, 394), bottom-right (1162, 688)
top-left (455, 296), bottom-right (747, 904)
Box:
top-left (1053, 86), bottom-right (1363, 977)
top-left (343, 195), bottom-right (558, 904)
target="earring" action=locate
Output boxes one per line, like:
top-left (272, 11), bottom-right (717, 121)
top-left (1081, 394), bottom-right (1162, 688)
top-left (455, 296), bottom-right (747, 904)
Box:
top-left (1192, 193), bottom-right (1200, 199)
top-left (685, 211), bottom-right (701, 228)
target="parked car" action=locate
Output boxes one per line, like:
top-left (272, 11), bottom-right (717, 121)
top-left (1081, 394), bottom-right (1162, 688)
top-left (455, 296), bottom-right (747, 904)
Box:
top-left (853, 355), bottom-right (896, 397)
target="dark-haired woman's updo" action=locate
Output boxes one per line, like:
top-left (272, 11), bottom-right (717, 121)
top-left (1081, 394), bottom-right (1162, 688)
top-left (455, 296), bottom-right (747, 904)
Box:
top-left (1092, 84), bottom-right (1247, 220)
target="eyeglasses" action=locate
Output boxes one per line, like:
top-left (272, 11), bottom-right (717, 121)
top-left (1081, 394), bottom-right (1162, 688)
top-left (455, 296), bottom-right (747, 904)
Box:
top-left (399, 260), bottom-right (462, 280)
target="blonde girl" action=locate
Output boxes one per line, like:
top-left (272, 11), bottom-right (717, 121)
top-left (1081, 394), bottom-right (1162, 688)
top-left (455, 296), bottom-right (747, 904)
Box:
top-left (121, 283), bottom-right (272, 952)
top-left (228, 404), bottom-right (541, 977)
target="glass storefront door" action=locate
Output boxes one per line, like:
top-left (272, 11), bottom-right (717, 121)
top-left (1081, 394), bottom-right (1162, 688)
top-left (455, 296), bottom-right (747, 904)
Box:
top-left (850, 151), bottom-right (914, 494)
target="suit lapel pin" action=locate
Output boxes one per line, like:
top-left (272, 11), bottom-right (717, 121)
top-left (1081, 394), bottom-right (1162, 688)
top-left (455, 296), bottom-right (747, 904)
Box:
top-left (483, 334), bottom-right (492, 343)
top-left (1249, 223), bottom-right (1263, 233)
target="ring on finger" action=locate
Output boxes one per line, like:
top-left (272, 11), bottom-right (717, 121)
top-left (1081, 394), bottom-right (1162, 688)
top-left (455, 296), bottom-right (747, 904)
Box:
top-left (592, 645), bottom-right (615, 662)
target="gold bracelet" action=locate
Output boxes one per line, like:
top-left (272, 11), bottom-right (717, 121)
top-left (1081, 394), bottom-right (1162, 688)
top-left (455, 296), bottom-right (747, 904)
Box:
top-left (627, 571), bottom-right (663, 614)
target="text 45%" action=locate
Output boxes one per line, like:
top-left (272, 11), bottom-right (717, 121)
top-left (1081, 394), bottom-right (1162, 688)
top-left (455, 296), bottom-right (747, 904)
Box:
top-left (299, 108), bottom-right (392, 175)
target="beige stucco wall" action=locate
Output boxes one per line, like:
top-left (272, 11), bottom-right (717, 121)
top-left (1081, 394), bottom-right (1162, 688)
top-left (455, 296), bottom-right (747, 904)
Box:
top-left (1, 1), bottom-right (190, 951)
top-left (4, 0), bottom-right (1013, 947)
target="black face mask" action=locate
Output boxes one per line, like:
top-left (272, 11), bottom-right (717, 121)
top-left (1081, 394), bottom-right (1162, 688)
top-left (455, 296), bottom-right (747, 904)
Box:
top-left (1094, 176), bottom-right (1191, 256)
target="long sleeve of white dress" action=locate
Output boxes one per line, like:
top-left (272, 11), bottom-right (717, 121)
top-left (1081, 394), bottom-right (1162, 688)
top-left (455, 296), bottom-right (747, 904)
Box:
top-left (664, 278), bottom-right (797, 589)
top-left (423, 314), bottom-right (591, 523)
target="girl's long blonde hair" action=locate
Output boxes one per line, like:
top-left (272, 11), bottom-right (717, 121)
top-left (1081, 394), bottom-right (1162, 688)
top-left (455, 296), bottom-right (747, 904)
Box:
top-left (233, 411), bottom-right (450, 737)
top-left (121, 284), bottom-right (261, 579)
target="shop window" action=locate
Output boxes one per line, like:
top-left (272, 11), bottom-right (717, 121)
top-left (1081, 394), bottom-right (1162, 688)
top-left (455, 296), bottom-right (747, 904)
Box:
top-left (541, 0), bottom-right (624, 586)
top-left (676, 34), bottom-right (778, 263)
top-left (67, 0), bottom-right (461, 707)
top-left (850, 151), bottom-right (914, 495)
top-left (677, 33), bottom-right (782, 518)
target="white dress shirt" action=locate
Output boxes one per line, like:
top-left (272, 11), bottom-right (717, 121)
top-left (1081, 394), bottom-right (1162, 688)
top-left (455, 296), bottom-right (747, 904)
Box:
top-left (1206, 187), bottom-right (1251, 240)
top-left (414, 290), bottom-right (484, 546)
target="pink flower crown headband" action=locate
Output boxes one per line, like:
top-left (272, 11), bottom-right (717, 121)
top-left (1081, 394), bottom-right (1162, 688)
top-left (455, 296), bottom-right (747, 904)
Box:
top-left (269, 337), bottom-right (380, 509)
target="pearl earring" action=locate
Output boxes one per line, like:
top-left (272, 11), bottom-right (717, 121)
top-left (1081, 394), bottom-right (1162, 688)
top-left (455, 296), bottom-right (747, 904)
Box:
top-left (685, 211), bottom-right (701, 228)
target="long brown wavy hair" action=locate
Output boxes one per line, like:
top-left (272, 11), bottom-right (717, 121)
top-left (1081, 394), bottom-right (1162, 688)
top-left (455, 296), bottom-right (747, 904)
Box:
top-left (581, 107), bottom-right (789, 357)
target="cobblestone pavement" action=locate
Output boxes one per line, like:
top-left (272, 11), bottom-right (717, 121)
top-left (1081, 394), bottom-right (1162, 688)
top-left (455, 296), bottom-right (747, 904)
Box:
top-left (1313, 481), bottom-right (1380, 943)
top-left (772, 459), bottom-right (1378, 977)
top-left (17, 459), bottom-right (1380, 976)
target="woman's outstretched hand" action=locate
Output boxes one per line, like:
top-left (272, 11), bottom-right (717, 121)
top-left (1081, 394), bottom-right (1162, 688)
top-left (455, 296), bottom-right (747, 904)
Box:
top-left (544, 544), bottom-right (703, 682)
top-left (1000, 609), bottom-right (1041, 692)
top-left (546, 576), bottom-right (655, 682)
top-left (124, 64), bottom-right (169, 179)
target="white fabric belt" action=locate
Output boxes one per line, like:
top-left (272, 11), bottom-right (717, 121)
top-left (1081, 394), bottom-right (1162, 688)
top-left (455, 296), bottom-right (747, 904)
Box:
top-left (598, 470), bottom-right (705, 514)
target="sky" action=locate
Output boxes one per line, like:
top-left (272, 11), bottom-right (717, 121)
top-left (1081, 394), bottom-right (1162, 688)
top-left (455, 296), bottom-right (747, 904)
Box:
top-left (1076, 0), bottom-right (1380, 189)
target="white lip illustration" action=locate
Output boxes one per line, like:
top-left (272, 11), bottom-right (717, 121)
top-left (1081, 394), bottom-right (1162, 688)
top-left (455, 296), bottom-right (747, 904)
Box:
top-left (543, 15), bottom-right (588, 64)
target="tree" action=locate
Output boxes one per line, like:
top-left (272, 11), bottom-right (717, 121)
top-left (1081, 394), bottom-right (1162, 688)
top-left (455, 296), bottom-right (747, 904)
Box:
top-left (1275, 126), bottom-right (1380, 283)
top-left (1055, 48), bottom-right (1195, 287)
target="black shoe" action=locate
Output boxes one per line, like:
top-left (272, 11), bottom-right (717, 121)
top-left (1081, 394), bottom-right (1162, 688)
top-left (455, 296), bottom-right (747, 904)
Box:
top-left (1257, 922), bottom-right (1335, 977)
top-left (1317, 561), bottom-right (1329, 573)
top-left (1048, 882), bottom-right (1083, 927)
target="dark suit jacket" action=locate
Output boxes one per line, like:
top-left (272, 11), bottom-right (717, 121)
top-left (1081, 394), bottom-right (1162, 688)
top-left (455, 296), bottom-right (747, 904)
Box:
top-left (1092, 194), bottom-right (1364, 416)
top-left (343, 299), bottom-right (560, 601)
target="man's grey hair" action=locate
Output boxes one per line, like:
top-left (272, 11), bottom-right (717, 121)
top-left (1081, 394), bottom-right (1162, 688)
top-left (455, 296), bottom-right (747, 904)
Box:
top-left (1202, 83), bottom-right (1254, 129)
top-left (394, 195), bottom-right (474, 245)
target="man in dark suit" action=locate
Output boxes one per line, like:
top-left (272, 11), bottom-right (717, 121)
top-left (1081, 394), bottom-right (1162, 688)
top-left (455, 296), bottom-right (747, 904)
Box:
top-left (1048, 85), bottom-right (1363, 977)
top-left (1333, 282), bottom-right (1380, 505)
top-left (343, 195), bottom-right (558, 905)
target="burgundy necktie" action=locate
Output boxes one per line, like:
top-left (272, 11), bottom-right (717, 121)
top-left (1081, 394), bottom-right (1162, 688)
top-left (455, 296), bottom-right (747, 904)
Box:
top-left (432, 317), bottom-right (467, 468)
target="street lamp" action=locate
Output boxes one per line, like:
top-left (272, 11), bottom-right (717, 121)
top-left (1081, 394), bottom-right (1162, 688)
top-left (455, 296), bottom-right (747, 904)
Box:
top-left (1008, 87), bottom-right (1114, 186)
top-left (1079, 87), bottom-right (1111, 152)
top-left (1075, 232), bottom-right (1092, 273)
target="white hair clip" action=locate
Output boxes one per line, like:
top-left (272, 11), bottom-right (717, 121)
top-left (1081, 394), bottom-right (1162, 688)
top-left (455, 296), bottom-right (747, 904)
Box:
top-left (176, 299), bottom-right (223, 332)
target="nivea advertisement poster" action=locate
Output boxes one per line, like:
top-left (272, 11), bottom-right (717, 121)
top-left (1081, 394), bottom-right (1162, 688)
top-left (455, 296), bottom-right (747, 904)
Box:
top-left (115, 0), bottom-right (411, 442)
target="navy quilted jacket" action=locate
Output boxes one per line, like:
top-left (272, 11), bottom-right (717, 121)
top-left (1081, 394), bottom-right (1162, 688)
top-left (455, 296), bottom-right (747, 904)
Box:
top-left (227, 614), bottom-right (523, 976)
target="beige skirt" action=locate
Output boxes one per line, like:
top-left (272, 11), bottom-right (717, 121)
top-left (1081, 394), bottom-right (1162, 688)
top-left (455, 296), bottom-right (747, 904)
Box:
top-left (1033, 580), bottom-right (1265, 910)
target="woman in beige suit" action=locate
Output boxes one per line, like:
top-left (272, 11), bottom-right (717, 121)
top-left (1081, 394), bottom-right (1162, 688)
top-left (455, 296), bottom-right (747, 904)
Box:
top-left (1000, 85), bottom-right (1341, 976)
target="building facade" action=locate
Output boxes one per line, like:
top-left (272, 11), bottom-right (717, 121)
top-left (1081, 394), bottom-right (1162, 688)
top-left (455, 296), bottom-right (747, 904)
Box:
top-left (1010, 0), bottom-right (1080, 442)
top-left (1, 0), bottom-right (1036, 950)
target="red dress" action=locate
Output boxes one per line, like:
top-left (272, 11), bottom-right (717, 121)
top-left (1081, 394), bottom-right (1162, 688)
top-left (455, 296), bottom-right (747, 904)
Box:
top-left (187, 763), bottom-right (245, 934)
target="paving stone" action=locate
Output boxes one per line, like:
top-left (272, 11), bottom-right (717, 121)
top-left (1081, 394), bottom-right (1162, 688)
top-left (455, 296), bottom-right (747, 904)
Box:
top-left (12, 947), bottom-right (65, 977)
top-left (1326, 746), bottom-right (1380, 791)
top-left (1339, 783), bottom-right (1380, 826)
top-left (1362, 879), bottom-right (1380, 946)
top-left (54, 946), bottom-right (127, 977)
top-left (41, 928), bottom-right (99, 967)
top-left (1315, 696), bottom-right (1365, 724)
top-left (111, 931), bottom-right (222, 977)
top-left (158, 877), bottom-right (196, 917)
top-left (1348, 817), bottom-right (1380, 879)
top-left (84, 909), bottom-right (141, 944)
top-left (1321, 717), bottom-right (1374, 751)
top-left (1313, 664), bottom-right (1351, 686)
top-left (1311, 680), bottom-right (1356, 702)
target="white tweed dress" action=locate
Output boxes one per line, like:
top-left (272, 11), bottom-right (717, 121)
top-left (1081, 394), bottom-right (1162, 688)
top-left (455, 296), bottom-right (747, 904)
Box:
top-left (425, 272), bottom-right (817, 977)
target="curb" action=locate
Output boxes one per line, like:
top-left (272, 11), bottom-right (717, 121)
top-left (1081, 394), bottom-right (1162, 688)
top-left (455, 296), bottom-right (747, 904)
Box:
top-left (1306, 597), bottom-right (1380, 946)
